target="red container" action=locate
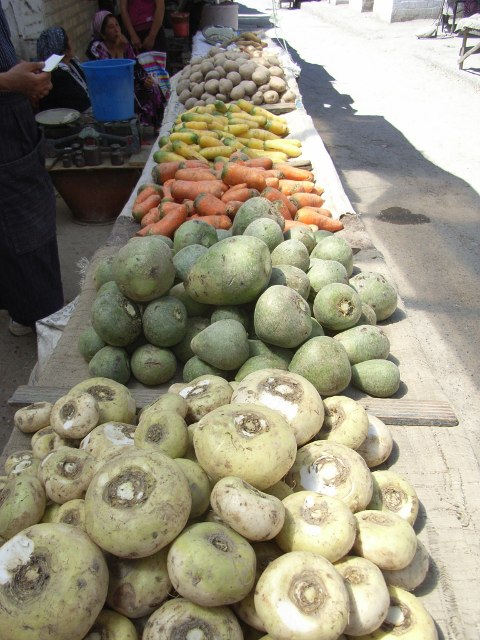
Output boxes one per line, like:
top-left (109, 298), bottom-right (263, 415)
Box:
top-left (170, 12), bottom-right (189, 38)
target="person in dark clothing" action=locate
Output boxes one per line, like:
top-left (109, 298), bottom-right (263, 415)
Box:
top-left (36, 27), bottom-right (90, 113)
top-left (0, 8), bottom-right (64, 336)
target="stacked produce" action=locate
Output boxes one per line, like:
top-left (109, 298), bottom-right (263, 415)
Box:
top-left (0, 371), bottom-right (438, 639)
top-left (154, 99), bottom-right (302, 168)
top-left (79, 201), bottom-right (400, 395)
top-left (175, 46), bottom-right (296, 109)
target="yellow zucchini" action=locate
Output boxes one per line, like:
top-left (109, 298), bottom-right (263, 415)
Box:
top-left (200, 145), bottom-right (236, 160)
top-left (224, 124), bottom-right (250, 136)
top-left (244, 147), bottom-right (288, 163)
top-left (244, 128), bottom-right (280, 141)
top-left (264, 119), bottom-right (290, 136)
top-left (264, 140), bottom-right (302, 157)
top-left (181, 112), bottom-right (214, 124)
top-left (172, 140), bottom-right (209, 162)
top-left (152, 150), bottom-right (185, 163)
top-left (169, 131), bottom-right (199, 144)
top-left (198, 135), bottom-right (224, 148)
top-left (236, 137), bottom-right (264, 149)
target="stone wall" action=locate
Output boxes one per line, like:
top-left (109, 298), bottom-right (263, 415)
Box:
top-left (373, 0), bottom-right (442, 22)
top-left (2, 0), bottom-right (96, 61)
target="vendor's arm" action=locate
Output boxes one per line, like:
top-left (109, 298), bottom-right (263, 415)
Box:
top-left (0, 61), bottom-right (52, 99)
top-left (119, 0), bottom-right (142, 50)
top-left (142, 0), bottom-right (165, 51)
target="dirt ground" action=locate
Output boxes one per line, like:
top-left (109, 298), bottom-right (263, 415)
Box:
top-left (1, 1), bottom-right (479, 491)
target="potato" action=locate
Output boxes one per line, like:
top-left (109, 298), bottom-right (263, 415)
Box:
top-left (252, 91), bottom-right (264, 105)
top-left (230, 85), bottom-right (245, 100)
top-left (190, 82), bottom-right (205, 99)
top-left (184, 97), bottom-right (198, 110)
top-left (190, 63), bottom-right (202, 74)
top-left (204, 78), bottom-right (219, 95)
top-left (190, 70), bottom-right (204, 84)
top-left (190, 56), bottom-right (204, 65)
top-left (216, 93), bottom-right (227, 102)
top-left (205, 70), bottom-right (220, 81)
top-left (224, 59), bottom-right (239, 73)
top-left (207, 46), bottom-right (221, 57)
top-left (213, 53), bottom-right (226, 65)
top-left (239, 62), bottom-right (257, 80)
top-left (200, 60), bottom-right (215, 75)
top-left (176, 78), bottom-right (190, 95)
top-left (263, 90), bottom-right (279, 104)
top-left (226, 71), bottom-right (242, 85)
top-left (281, 89), bottom-right (296, 103)
top-left (178, 89), bottom-right (192, 105)
top-left (201, 92), bottom-right (212, 102)
top-left (214, 65), bottom-right (226, 78)
top-left (269, 65), bottom-right (284, 77)
top-left (269, 76), bottom-right (287, 94)
top-left (205, 95), bottom-right (216, 105)
top-left (252, 65), bottom-right (270, 86)
top-left (258, 83), bottom-right (271, 94)
top-left (219, 78), bottom-right (233, 96)
top-left (240, 80), bottom-right (257, 97)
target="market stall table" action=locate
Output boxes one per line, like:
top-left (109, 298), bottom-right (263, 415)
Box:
top-left (2, 34), bottom-right (477, 640)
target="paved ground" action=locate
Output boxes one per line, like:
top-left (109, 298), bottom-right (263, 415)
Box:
top-left (1, 0), bottom-right (479, 466)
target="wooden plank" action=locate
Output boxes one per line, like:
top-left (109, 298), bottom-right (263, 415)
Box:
top-left (9, 385), bottom-right (458, 426)
top-left (358, 398), bottom-right (458, 427)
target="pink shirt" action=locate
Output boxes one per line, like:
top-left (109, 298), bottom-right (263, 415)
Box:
top-left (128, 0), bottom-right (156, 30)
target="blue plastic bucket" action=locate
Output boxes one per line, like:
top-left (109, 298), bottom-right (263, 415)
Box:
top-left (81, 59), bottom-right (135, 121)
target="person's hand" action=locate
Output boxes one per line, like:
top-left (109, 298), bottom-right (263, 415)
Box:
top-left (2, 62), bottom-right (52, 99)
top-left (142, 34), bottom-right (156, 51)
top-left (130, 32), bottom-right (142, 51)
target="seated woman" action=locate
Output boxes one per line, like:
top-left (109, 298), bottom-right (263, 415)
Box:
top-left (86, 10), bottom-right (165, 130)
top-left (36, 27), bottom-right (91, 113)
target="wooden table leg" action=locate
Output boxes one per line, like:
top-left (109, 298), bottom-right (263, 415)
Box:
top-left (458, 29), bottom-right (480, 69)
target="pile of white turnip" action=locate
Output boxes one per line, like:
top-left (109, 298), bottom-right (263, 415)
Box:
top-left (0, 370), bottom-right (438, 640)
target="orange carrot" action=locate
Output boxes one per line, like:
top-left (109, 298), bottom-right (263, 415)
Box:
top-left (295, 208), bottom-right (343, 231)
top-left (182, 159), bottom-right (211, 168)
top-left (243, 157), bottom-right (273, 169)
top-left (137, 207), bottom-right (187, 238)
top-left (225, 200), bottom-right (243, 218)
top-left (171, 179), bottom-right (226, 201)
top-left (283, 219), bottom-right (313, 232)
top-left (289, 193), bottom-right (325, 209)
top-left (263, 169), bottom-right (284, 179)
top-left (261, 186), bottom-right (294, 220)
top-left (183, 199), bottom-right (196, 216)
top-left (295, 206), bottom-right (333, 222)
top-left (132, 193), bottom-right (162, 222)
top-left (273, 163), bottom-right (314, 182)
top-left (221, 163), bottom-right (266, 191)
top-left (140, 207), bottom-right (161, 228)
top-left (174, 168), bottom-right (217, 182)
top-left (311, 185), bottom-right (325, 196)
top-left (221, 187), bottom-right (260, 203)
top-left (194, 214), bottom-right (232, 230)
top-left (227, 182), bottom-right (248, 192)
top-left (162, 178), bottom-right (175, 200)
top-left (152, 161), bottom-right (182, 184)
top-left (194, 193), bottom-right (227, 217)
top-left (278, 179), bottom-right (315, 196)
top-left (265, 176), bottom-right (280, 189)
top-left (134, 184), bottom-right (162, 203)
top-left (159, 201), bottom-right (188, 218)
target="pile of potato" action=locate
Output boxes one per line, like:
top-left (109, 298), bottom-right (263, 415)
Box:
top-left (176, 48), bottom-right (296, 110)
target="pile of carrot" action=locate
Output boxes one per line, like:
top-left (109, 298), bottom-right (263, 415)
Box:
top-left (131, 153), bottom-right (344, 238)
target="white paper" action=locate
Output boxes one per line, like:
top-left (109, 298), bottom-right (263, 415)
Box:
top-left (42, 54), bottom-right (64, 73)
